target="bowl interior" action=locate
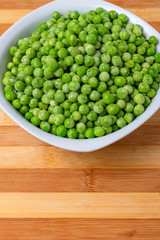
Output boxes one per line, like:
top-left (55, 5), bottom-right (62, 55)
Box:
top-left (0, 0), bottom-right (160, 152)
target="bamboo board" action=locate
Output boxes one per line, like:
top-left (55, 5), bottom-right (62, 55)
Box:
top-left (0, 0), bottom-right (160, 239)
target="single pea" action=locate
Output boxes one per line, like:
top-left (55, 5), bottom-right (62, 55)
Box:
top-left (71, 111), bottom-right (81, 121)
top-left (87, 67), bottom-right (99, 78)
top-left (124, 113), bottom-right (134, 123)
top-left (56, 125), bottom-right (67, 137)
top-left (90, 91), bottom-right (101, 101)
top-left (134, 93), bottom-right (145, 104)
top-left (99, 72), bottom-right (110, 82)
top-left (134, 104), bottom-right (145, 116)
top-left (117, 117), bottom-right (126, 128)
top-left (63, 109), bottom-right (71, 118)
top-left (124, 85), bottom-right (133, 94)
top-left (84, 56), bottom-right (95, 67)
top-left (50, 125), bottom-right (57, 135)
top-left (109, 10), bottom-right (117, 20)
top-left (117, 88), bottom-right (128, 100)
top-left (99, 63), bottom-right (110, 73)
top-left (79, 104), bottom-right (90, 115)
top-left (62, 100), bottom-right (71, 110)
top-left (40, 121), bottom-right (51, 132)
top-left (68, 91), bottom-right (79, 102)
top-left (100, 115), bottom-right (112, 127)
top-left (14, 81), bottom-right (25, 92)
top-left (85, 43), bottom-right (96, 56)
top-left (107, 104), bottom-right (120, 115)
top-left (26, 48), bottom-right (36, 59)
top-left (12, 99), bottom-right (21, 109)
top-left (125, 102), bottom-right (134, 113)
top-left (5, 90), bottom-right (16, 101)
top-left (109, 85), bottom-right (118, 94)
top-left (69, 103), bottom-right (78, 113)
top-left (112, 56), bottom-right (123, 67)
top-left (103, 93), bottom-right (115, 104)
top-left (67, 128), bottom-right (78, 139)
top-left (25, 112), bottom-right (33, 121)
top-left (93, 102), bottom-right (104, 114)
top-left (138, 82), bottom-right (150, 93)
top-left (143, 96), bottom-right (151, 107)
top-left (32, 78), bottom-right (44, 88)
top-left (114, 76), bottom-right (126, 87)
top-left (86, 34), bottom-right (97, 44)
top-left (94, 126), bottom-right (105, 137)
top-left (151, 81), bottom-right (159, 91)
top-left (147, 89), bottom-right (156, 98)
top-left (87, 111), bottom-right (97, 121)
top-left (77, 66), bottom-right (87, 77)
top-left (117, 110), bottom-right (124, 119)
top-left (4, 85), bottom-right (13, 93)
top-left (69, 80), bottom-right (80, 91)
top-left (64, 118), bottom-right (75, 128)
top-left (31, 116), bottom-right (40, 126)
top-left (53, 114), bottom-right (65, 126)
top-left (154, 53), bottom-right (160, 63)
top-left (97, 82), bottom-right (107, 93)
top-left (81, 84), bottom-right (92, 95)
top-left (117, 99), bottom-right (126, 109)
top-left (85, 128), bottom-right (95, 138)
top-left (88, 77), bottom-right (98, 88)
top-left (54, 91), bottom-right (65, 103)
top-left (38, 110), bottom-right (49, 121)
top-left (149, 68), bottom-right (158, 78)
top-left (78, 94), bottom-right (88, 104)
top-left (20, 95), bottom-right (30, 105)
top-left (76, 122), bottom-right (86, 133)
top-left (143, 74), bottom-right (153, 85)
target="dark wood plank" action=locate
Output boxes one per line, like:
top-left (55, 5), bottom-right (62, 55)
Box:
top-left (0, 219), bottom-right (160, 240)
top-left (0, 169), bottom-right (159, 192)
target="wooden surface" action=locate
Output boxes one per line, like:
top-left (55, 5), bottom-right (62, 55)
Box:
top-left (0, 0), bottom-right (160, 238)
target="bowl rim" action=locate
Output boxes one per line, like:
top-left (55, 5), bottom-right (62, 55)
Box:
top-left (0, 0), bottom-right (160, 152)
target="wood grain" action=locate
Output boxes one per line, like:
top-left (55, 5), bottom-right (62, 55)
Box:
top-left (0, 0), bottom-right (160, 239)
top-left (0, 219), bottom-right (160, 240)
top-left (0, 193), bottom-right (160, 218)
top-left (1, 146), bottom-right (160, 168)
top-left (0, 8), bottom-right (160, 23)
top-left (0, 0), bottom-right (160, 9)
top-left (0, 169), bottom-right (160, 192)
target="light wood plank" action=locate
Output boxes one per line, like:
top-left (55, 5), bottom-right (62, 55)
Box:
top-left (0, 0), bottom-right (160, 9)
top-left (0, 169), bottom-right (160, 192)
top-left (0, 218), bottom-right (160, 240)
top-left (0, 193), bottom-right (160, 218)
top-left (0, 9), bottom-right (160, 23)
top-left (0, 110), bottom-right (16, 126)
top-left (0, 24), bottom-right (12, 36)
top-left (0, 146), bottom-right (160, 169)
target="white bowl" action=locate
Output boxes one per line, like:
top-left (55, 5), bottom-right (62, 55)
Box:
top-left (0, 0), bottom-right (160, 152)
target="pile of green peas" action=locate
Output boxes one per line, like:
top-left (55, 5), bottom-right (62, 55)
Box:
top-left (2, 8), bottom-right (160, 139)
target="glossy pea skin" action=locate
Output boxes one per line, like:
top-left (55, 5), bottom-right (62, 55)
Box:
top-left (3, 8), bottom-right (160, 139)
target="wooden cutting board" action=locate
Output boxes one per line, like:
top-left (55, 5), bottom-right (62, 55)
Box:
top-left (0, 0), bottom-right (160, 239)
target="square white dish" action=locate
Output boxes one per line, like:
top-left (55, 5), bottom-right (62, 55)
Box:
top-left (0, 0), bottom-right (160, 152)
